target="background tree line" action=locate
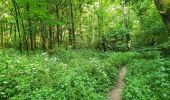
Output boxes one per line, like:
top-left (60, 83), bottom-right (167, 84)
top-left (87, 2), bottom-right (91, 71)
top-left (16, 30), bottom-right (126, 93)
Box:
top-left (0, 0), bottom-right (170, 53)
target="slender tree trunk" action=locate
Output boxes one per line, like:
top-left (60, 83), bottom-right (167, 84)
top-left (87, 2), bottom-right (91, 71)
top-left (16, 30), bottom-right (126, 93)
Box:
top-left (68, 27), bottom-right (72, 46)
top-left (5, 21), bottom-right (7, 47)
top-left (1, 23), bottom-right (3, 48)
top-left (13, 0), bottom-right (29, 53)
top-left (9, 24), bottom-right (13, 46)
top-left (79, 1), bottom-right (83, 44)
top-left (48, 0), bottom-right (53, 50)
top-left (12, 0), bottom-right (22, 53)
top-left (14, 25), bottom-right (17, 43)
top-left (34, 31), bottom-right (37, 49)
top-left (70, 0), bottom-right (76, 49)
top-left (26, 2), bottom-right (34, 52)
top-left (37, 0), bottom-right (46, 51)
top-left (91, 14), bottom-right (95, 46)
top-left (56, 2), bottom-right (61, 47)
top-left (97, 16), bottom-right (101, 38)
top-left (49, 27), bottom-right (53, 50)
top-left (60, 26), bottom-right (63, 44)
top-left (17, 2), bottom-right (29, 53)
top-left (40, 20), bottom-right (47, 52)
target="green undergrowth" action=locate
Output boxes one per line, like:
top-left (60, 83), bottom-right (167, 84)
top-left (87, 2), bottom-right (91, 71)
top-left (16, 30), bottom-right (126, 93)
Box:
top-left (123, 51), bottom-right (170, 100)
top-left (0, 48), bottom-right (137, 100)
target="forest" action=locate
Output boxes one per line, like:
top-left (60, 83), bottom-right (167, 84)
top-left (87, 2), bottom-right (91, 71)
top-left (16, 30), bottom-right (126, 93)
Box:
top-left (0, 0), bottom-right (170, 100)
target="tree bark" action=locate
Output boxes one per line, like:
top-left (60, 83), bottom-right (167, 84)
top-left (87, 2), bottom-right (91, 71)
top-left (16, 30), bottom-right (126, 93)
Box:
top-left (91, 13), bottom-right (95, 46)
top-left (14, 25), bottom-right (17, 43)
top-left (79, 0), bottom-right (84, 44)
top-left (154, 0), bottom-right (170, 34)
top-left (40, 20), bottom-right (47, 52)
top-left (48, 0), bottom-right (53, 50)
top-left (9, 24), bottom-right (13, 46)
top-left (15, 0), bottom-right (29, 53)
top-left (26, 2), bottom-right (34, 52)
top-left (70, 0), bottom-right (76, 49)
top-left (1, 23), bottom-right (3, 48)
top-left (56, 1), bottom-right (61, 47)
top-left (12, 0), bottom-right (22, 53)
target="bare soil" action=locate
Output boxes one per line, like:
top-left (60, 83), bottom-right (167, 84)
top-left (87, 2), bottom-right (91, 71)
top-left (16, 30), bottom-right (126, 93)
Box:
top-left (109, 66), bottom-right (127, 100)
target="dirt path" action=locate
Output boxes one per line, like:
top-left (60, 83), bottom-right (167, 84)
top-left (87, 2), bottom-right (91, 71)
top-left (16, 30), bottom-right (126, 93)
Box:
top-left (109, 66), bottom-right (127, 100)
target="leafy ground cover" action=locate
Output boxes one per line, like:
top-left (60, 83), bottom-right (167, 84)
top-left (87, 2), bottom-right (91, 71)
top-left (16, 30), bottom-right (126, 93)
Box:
top-left (1, 48), bottom-right (169, 100)
top-left (0, 49), bottom-right (136, 100)
top-left (123, 51), bottom-right (170, 100)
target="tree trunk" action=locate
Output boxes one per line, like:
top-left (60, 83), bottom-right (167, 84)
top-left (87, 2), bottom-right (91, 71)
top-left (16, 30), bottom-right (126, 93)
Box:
top-left (79, 0), bottom-right (84, 45)
top-left (15, 0), bottom-right (29, 53)
top-left (14, 25), bottom-right (17, 43)
top-left (40, 20), bottom-right (47, 52)
top-left (1, 23), bottom-right (3, 48)
top-left (9, 24), bottom-right (13, 46)
top-left (91, 13), bottom-right (95, 46)
top-left (56, 1), bottom-right (61, 47)
top-left (70, 0), bottom-right (76, 49)
top-left (5, 21), bottom-right (7, 47)
top-left (48, 0), bottom-right (53, 50)
top-left (12, 0), bottom-right (22, 53)
top-left (26, 2), bottom-right (34, 52)
top-left (154, 0), bottom-right (170, 34)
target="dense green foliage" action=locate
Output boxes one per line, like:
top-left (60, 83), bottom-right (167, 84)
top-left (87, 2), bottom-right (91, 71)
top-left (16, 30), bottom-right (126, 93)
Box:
top-left (0, 49), bottom-right (137, 99)
top-left (0, 0), bottom-right (169, 51)
top-left (0, 49), bottom-right (170, 99)
top-left (123, 52), bottom-right (170, 100)
top-left (0, 0), bottom-right (170, 100)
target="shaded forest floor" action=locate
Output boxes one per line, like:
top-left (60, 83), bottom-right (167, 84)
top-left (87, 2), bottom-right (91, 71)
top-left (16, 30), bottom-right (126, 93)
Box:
top-left (0, 48), bottom-right (169, 100)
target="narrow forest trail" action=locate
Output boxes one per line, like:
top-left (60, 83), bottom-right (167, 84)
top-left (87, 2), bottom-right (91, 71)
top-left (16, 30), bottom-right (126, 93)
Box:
top-left (109, 66), bottom-right (127, 100)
